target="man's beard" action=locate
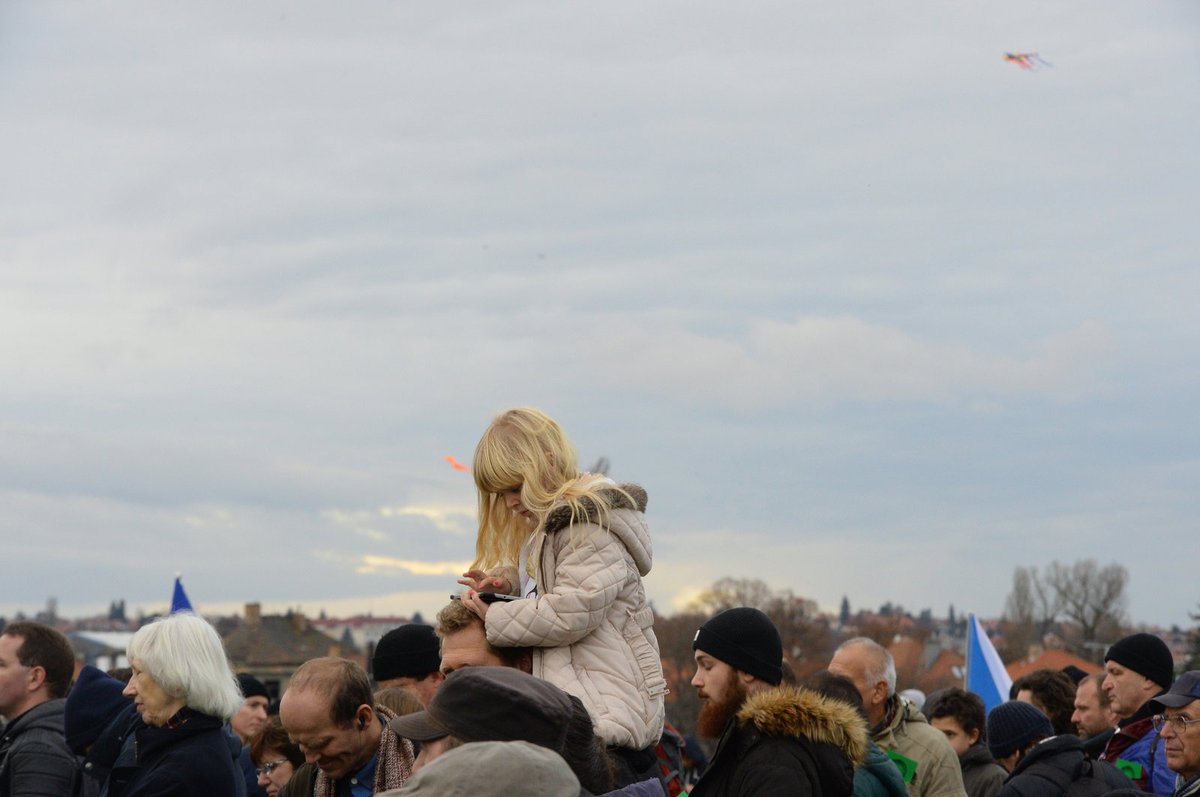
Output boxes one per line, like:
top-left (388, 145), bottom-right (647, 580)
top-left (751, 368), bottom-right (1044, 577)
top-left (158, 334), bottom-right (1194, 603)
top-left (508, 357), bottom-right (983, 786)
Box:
top-left (697, 677), bottom-right (749, 739)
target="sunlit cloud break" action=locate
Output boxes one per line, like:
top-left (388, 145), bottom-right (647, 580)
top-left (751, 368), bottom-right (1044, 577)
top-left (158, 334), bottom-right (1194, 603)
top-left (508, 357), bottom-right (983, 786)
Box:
top-left (379, 504), bottom-right (475, 534)
top-left (356, 556), bottom-right (471, 576)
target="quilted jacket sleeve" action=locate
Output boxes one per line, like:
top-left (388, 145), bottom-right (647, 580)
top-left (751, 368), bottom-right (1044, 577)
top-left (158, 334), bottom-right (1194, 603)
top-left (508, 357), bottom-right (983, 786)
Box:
top-left (485, 523), bottom-right (627, 648)
top-left (2, 739), bottom-right (80, 797)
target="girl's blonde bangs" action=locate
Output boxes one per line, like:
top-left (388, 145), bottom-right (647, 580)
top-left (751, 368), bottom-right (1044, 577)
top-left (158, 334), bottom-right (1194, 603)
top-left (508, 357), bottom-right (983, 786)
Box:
top-left (472, 430), bottom-right (528, 495)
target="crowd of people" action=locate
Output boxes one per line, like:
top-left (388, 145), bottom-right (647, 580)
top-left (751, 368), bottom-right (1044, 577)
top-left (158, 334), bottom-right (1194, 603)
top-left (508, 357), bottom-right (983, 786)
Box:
top-left (1, 407), bottom-right (1198, 797)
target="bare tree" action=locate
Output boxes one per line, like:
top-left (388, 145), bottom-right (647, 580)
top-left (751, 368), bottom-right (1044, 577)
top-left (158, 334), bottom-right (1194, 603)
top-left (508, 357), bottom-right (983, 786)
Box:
top-left (687, 577), bottom-right (776, 614)
top-left (1004, 567), bottom-right (1036, 626)
top-left (1002, 559), bottom-right (1129, 662)
top-left (1044, 559), bottom-right (1128, 647)
top-left (1004, 566), bottom-right (1061, 635)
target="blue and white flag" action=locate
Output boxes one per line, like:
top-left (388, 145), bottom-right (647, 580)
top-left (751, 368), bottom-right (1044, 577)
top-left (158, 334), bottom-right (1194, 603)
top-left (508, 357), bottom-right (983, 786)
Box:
top-left (966, 613), bottom-right (1012, 713)
top-left (170, 574), bottom-right (194, 614)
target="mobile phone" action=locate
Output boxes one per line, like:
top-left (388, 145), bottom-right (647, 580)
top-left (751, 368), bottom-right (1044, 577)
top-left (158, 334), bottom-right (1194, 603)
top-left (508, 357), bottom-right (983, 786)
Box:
top-left (478, 592), bottom-right (520, 604)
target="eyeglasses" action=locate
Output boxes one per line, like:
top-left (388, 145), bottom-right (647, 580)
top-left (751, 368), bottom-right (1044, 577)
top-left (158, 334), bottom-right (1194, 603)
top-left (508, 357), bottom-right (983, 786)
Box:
top-left (255, 758), bottom-right (289, 777)
top-left (1152, 713), bottom-right (1200, 733)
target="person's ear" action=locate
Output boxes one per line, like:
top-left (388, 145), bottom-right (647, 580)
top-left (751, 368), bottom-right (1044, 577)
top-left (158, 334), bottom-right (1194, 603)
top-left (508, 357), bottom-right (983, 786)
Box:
top-left (967, 727), bottom-right (981, 747)
top-left (27, 665), bottom-right (47, 693)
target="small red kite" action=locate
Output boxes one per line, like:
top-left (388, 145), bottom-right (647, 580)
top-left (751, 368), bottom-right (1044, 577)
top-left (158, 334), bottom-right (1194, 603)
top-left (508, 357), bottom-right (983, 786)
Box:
top-left (1004, 52), bottom-right (1052, 71)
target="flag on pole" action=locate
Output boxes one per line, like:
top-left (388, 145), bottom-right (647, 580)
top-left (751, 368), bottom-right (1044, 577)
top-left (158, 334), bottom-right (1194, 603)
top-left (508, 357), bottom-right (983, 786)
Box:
top-left (170, 574), bottom-right (194, 614)
top-left (966, 613), bottom-right (1012, 713)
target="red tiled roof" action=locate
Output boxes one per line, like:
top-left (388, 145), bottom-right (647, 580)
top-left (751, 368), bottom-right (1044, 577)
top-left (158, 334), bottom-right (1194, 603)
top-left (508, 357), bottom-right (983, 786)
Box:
top-left (1006, 648), bottom-right (1101, 680)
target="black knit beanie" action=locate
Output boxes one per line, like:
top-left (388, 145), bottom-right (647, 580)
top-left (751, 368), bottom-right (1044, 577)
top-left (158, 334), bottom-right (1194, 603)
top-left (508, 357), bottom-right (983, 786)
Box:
top-left (692, 607), bottom-right (783, 686)
top-left (237, 673), bottom-right (270, 701)
top-left (372, 624), bottom-right (441, 682)
top-left (64, 665), bottom-right (131, 753)
top-left (1104, 633), bottom-right (1174, 690)
top-left (986, 701), bottom-right (1053, 759)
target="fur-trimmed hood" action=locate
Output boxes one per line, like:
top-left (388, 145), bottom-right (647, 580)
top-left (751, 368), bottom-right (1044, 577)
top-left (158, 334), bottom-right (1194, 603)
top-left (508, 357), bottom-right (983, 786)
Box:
top-left (541, 482), bottom-right (652, 577)
top-left (542, 482), bottom-right (648, 534)
top-left (736, 685), bottom-right (869, 767)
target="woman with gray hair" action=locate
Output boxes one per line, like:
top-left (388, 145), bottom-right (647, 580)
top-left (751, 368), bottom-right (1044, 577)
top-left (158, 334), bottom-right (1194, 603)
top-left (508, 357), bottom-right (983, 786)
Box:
top-left (114, 612), bottom-right (244, 796)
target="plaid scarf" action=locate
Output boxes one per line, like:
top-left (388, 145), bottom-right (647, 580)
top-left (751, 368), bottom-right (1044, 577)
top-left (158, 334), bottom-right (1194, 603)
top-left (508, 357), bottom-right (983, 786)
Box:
top-left (313, 704), bottom-right (414, 797)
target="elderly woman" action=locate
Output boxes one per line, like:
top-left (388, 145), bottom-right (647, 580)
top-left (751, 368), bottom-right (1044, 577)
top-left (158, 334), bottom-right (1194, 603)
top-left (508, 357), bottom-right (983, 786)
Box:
top-left (250, 716), bottom-right (304, 797)
top-left (117, 612), bottom-right (244, 796)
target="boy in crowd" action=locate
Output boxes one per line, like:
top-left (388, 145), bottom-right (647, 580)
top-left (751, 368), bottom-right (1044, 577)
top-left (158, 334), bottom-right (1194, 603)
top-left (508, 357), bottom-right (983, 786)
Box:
top-left (924, 689), bottom-right (1006, 797)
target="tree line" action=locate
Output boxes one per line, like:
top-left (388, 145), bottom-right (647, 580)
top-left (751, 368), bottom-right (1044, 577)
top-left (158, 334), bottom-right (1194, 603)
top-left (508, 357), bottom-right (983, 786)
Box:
top-left (651, 562), bottom-right (1200, 736)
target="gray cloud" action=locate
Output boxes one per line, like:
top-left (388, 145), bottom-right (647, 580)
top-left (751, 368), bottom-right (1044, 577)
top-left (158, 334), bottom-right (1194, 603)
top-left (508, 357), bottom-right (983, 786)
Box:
top-left (1, 1), bottom-right (1197, 628)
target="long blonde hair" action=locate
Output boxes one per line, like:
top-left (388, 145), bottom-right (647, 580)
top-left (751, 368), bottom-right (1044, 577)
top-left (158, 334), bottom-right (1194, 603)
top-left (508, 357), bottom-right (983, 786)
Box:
top-left (471, 407), bottom-right (626, 571)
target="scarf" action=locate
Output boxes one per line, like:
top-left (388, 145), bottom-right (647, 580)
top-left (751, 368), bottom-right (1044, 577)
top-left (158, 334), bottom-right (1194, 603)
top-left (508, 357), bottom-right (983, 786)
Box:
top-left (313, 704), bottom-right (414, 797)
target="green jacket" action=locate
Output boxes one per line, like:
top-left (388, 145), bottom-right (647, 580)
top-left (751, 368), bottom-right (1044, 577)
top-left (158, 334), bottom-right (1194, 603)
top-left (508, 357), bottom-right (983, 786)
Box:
top-left (855, 739), bottom-right (909, 797)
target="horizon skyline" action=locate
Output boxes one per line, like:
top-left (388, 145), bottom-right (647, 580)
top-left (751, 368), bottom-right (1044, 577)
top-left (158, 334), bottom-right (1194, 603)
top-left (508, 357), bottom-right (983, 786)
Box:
top-left (5, 570), bottom-right (1190, 633)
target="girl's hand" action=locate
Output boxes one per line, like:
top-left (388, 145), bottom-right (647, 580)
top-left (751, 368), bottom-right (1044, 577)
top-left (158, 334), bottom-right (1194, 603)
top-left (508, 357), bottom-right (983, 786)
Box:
top-left (458, 569), bottom-right (512, 594)
top-left (460, 589), bottom-right (490, 621)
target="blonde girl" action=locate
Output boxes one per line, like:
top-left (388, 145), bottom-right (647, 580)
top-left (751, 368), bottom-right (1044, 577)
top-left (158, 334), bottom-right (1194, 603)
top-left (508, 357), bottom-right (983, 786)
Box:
top-left (458, 407), bottom-right (667, 763)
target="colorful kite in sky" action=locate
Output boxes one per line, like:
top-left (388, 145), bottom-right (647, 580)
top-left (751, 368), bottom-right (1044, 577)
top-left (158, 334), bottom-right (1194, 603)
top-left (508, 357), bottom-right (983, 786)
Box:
top-left (1004, 52), bottom-right (1052, 71)
top-left (445, 455), bottom-right (471, 472)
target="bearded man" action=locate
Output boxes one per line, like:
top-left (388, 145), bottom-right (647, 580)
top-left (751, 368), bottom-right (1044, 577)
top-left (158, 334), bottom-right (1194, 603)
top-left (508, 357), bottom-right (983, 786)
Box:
top-left (688, 607), bottom-right (864, 797)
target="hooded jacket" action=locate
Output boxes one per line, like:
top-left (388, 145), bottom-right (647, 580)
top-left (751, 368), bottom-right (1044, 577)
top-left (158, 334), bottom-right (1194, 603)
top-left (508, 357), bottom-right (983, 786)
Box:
top-left (856, 739), bottom-right (910, 797)
top-left (690, 685), bottom-right (867, 797)
top-left (0, 698), bottom-right (80, 797)
top-left (485, 484), bottom-right (667, 750)
top-left (872, 697), bottom-right (967, 797)
top-left (996, 734), bottom-right (1133, 797)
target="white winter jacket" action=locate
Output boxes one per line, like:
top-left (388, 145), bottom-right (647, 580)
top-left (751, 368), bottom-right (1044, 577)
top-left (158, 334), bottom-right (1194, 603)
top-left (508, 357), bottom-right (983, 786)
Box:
top-left (483, 483), bottom-right (667, 750)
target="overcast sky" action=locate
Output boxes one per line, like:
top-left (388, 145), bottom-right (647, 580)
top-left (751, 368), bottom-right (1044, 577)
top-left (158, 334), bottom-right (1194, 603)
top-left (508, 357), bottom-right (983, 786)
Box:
top-left (2, 1), bottom-right (1197, 631)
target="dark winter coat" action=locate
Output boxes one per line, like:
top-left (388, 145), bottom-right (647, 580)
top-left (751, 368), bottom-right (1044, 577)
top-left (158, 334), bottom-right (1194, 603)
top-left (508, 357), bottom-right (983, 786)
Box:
top-left (80, 701), bottom-right (141, 797)
top-left (108, 708), bottom-right (243, 797)
top-left (1079, 729), bottom-right (1113, 761)
top-left (0, 698), bottom-right (80, 797)
top-left (960, 743), bottom-right (1006, 797)
top-left (238, 745), bottom-right (269, 797)
top-left (997, 735), bottom-right (1132, 797)
top-left (691, 685), bottom-right (867, 797)
top-left (1174, 773), bottom-right (1200, 797)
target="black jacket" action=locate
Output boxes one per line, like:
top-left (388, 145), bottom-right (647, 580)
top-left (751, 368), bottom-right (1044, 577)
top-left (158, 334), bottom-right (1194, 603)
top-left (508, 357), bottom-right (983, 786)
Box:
top-left (961, 743), bottom-right (1007, 797)
top-left (108, 709), bottom-right (243, 797)
top-left (1079, 729), bottom-right (1113, 761)
top-left (997, 735), bottom-right (1132, 797)
top-left (0, 698), bottom-right (80, 797)
top-left (78, 700), bottom-right (141, 797)
top-left (691, 686), bottom-right (866, 797)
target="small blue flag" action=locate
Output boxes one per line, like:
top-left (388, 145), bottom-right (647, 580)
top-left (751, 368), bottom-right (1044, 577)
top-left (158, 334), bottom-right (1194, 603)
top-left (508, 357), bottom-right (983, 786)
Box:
top-left (966, 613), bottom-right (1012, 713)
top-left (170, 575), bottom-right (194, 614)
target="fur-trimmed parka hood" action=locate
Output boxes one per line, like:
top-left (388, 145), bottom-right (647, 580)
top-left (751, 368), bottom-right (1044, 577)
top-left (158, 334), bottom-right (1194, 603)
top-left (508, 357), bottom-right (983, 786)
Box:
top-left (540, 482), bottom-right (652, 577)
top-left (736, 685), bottom-right (869, 767)
top-left (542, 482), bottom-right (648, 534)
